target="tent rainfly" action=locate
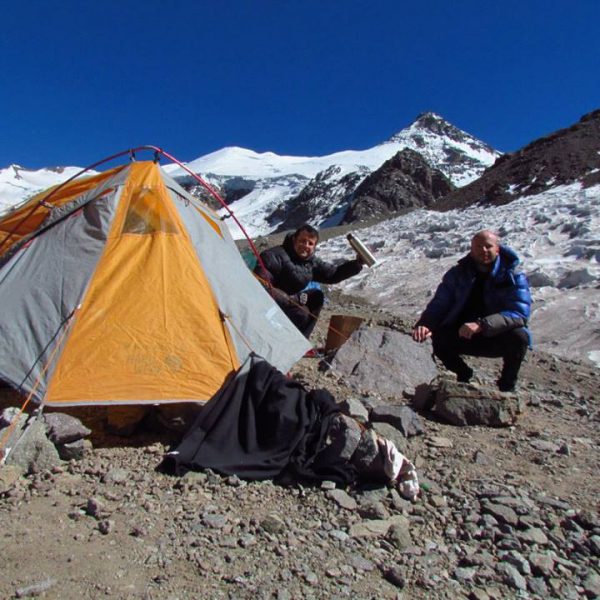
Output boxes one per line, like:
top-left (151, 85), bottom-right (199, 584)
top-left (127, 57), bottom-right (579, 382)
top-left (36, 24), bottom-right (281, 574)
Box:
top-left (0, 160), bottom-right (311, 407)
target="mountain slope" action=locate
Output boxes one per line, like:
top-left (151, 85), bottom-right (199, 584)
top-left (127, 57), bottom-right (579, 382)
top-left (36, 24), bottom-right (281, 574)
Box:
top-left (340, 148), bottom-right (455, 224)
top-left (0, 165), bottom-right (90, 214)
top-left (438, 108), bottom-right (600, 210)
top-left (0, 114), bottom-right (498, 239)
top-left (215, 113), bottom-right (499, 238)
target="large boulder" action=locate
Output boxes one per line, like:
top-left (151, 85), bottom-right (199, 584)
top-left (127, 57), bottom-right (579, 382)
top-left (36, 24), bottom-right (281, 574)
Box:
top-left (329, 326), bottom-right (438, 398)
top-left (5, 419), bottom-right (61, 474)
top-left (0, 408), bottom-right (29, 463)
top-left (43, 413), bottom-right (91, 445)
top-left (434, 379), bottom-right (525, 427)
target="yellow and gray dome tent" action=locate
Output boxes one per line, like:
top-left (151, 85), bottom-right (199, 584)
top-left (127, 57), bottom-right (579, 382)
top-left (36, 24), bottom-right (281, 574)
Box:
top-left (0, 148), bottom-right (310, 408)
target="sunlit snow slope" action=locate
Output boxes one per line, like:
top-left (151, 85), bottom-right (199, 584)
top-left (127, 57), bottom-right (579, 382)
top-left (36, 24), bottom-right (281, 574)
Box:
top-left (318, 182), bottom-right (600, 368)
top-left (0, 165), bottom-right (91, 214)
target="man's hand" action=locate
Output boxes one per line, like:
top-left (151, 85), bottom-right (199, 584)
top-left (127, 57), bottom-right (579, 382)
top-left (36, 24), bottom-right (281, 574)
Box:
top-left (458, 321), bottom-right (482, 339)
top-left (412, 325), bottom-right (432, 343)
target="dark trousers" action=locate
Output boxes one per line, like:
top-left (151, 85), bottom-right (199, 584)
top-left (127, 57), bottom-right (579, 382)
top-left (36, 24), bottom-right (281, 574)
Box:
top-left (280, 289), bottom-right (325, 339)
top-left (431, 326), bottom-right (529, 385)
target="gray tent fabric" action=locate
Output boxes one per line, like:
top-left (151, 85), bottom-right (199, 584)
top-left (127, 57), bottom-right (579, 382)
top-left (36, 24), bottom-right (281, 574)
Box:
top-left (0, 192), bottom-right (120, 399)
top-left (0, 167), bottom-right (130, 268)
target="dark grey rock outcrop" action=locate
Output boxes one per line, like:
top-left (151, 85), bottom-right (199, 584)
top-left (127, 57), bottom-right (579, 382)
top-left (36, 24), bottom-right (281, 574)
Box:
top-left (439, 108), bottom-right (600, 210)
top-left (5, 419), bottom-right (61, 474)
top-left (44, 413), bottom-right (91, 445)
top-left (341, 148), bottom-right (455, 223)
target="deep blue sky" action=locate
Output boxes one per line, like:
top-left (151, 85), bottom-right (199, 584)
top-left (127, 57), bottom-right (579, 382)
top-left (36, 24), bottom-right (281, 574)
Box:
top-left (2, 0), bottom-right (599, 169)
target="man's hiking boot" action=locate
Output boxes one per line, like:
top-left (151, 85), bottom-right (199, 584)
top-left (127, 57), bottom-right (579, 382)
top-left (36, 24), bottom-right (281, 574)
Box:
top-left (498, 364), bottom-right (519, 392)
top-left (497, 378), bottom-right (517, 393)
top-left (456, 366), bottom-right (474, 384)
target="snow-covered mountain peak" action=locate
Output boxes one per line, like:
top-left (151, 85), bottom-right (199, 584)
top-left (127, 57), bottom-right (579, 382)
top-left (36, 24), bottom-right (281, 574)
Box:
top-left (165, 113), bottom-right (499, 187)
top-left (1, 113), bottom-right (499, 236)
top-left (410, 111), bottom-right (469, 139)
top-left (165, 146), bottom-right (327, 180)
top-left (6, 164), bottom-right (24, 179)
top-left (382, 113), bottom-right (500, 187)
top-left (163, 114), bottom-right (501, 239)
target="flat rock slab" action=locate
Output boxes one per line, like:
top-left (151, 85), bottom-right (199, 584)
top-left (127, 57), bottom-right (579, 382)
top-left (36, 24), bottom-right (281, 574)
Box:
top-left (370, 405), bottom-right (425, 437)
top-left (330, 326), bottom-right (438, 398)
top-left (327, 489), bottom-right (358, 510)
top-left (349, 515), bottom-right (409, 538)
top-left (427, 436), bottom-right (454, 449)
top-left (435, 380), bottom-right (525, 427)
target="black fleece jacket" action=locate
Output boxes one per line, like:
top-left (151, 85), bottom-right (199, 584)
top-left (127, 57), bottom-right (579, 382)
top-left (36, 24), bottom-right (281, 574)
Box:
top-left (254, 234), bottom-right (363, 307)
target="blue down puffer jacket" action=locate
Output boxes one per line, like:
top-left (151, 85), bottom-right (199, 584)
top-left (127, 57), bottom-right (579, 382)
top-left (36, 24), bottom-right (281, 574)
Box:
top-left (416, 245), bottom-right (532, 340)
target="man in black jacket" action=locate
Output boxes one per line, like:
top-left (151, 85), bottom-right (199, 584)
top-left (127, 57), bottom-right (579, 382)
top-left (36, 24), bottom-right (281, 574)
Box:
top-left (254, 225), bottom-right (364, 338)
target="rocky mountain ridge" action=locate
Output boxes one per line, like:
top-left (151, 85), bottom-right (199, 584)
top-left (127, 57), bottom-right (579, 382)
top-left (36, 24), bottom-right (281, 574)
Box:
top-left (438, 109), bottom-right (600, 210)
top-left (214, 112), bottom-right (497, 236)
top-left (269, 165), bottom-right (369, 233)
top-left (340, 149), bottom-right (455, 224)
top-left (0, 113), bottom-right (499, 239)
top-left (292, 107), bottom-right (600, 234)
top-left (384, 112), bottom-right (499, 185)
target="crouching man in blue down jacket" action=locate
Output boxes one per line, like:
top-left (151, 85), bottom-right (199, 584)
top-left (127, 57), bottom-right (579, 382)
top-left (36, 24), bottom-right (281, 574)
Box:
top-left (412, 230), bottom-right (531, 392)
top-left (254, 224), bottom-right (364, 339)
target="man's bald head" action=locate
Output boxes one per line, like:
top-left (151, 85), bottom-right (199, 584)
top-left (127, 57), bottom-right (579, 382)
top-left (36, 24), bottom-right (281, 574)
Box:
top-left (470, 230), bottom-right (500, 269)
top-left (472, 229), bottom-right (499, 243)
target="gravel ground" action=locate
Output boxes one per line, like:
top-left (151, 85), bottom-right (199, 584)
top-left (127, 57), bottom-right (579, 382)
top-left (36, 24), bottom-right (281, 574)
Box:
top-left (0, 296), bottom-right (599, 600)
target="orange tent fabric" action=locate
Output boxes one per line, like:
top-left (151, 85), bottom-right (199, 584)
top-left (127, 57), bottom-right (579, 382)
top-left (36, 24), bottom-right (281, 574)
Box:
top-left (46, 163), bottom-right (239, 405)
